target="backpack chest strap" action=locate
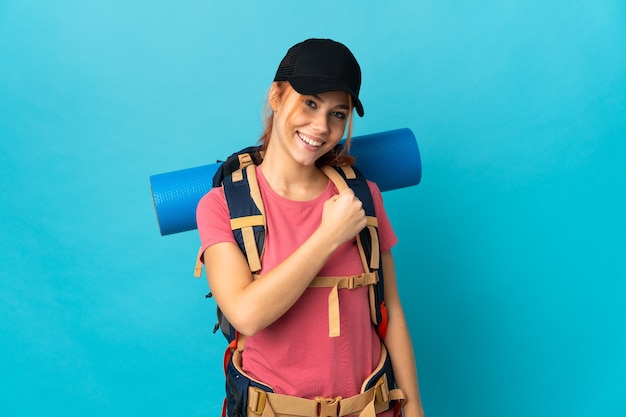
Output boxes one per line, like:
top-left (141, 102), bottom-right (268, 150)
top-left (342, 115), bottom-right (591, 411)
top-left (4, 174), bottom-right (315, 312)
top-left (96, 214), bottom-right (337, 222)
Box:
top-left (313, 273), bottom-right (379, 338)
top-left (252, 272), bottom-right (378, 338)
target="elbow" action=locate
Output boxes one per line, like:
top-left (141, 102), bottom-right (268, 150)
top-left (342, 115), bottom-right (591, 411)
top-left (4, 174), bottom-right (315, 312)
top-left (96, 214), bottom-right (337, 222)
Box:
top-left (222, 309), bottom-right (267, 337)
top-left (232, 323), bottom-right (262, 338)
top-left (213, 288), bottom-right (279, 337)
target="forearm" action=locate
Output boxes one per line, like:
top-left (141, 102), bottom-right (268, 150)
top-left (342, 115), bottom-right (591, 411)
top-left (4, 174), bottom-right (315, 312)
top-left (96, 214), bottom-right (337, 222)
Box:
top-left (205, 225), bottom-right (343, 336)
top-left (385, 307), bottom-right (425, 417)
top-left (240, 226), bottom-right (343, 331)
top-left (381, 251), bottom-right (425, 417)
top-left (206, 188), bottom-right (367, 336)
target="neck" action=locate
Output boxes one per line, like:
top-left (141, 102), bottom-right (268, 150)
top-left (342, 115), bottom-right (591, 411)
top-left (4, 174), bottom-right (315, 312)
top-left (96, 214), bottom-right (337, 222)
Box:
top-left (260, 148), bottom-right (328, 201)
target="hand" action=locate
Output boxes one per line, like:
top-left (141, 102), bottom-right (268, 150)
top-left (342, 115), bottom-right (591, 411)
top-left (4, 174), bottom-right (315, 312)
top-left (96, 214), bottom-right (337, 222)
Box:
top-left (319, 189), bottom-right (367, 247)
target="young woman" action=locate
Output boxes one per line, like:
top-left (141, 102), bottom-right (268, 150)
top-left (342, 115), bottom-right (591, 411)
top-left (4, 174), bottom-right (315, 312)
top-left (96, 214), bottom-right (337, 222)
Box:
top-left (197, 38), bottom-right (425, 417)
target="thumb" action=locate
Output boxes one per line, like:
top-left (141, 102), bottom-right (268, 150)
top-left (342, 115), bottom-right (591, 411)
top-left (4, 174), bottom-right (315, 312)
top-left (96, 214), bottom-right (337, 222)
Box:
top-left (329, 193), bottom-right (342, 202)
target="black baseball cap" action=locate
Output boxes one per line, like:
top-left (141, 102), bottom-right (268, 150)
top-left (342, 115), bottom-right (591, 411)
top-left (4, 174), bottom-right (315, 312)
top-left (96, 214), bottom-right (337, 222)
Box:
top-left (274, 38), bottom-right (364, 117)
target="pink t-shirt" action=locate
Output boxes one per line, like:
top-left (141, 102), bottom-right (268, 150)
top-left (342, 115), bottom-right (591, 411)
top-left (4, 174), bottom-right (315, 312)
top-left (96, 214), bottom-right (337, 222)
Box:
top-left (196, 166), bottom-right (398, 405)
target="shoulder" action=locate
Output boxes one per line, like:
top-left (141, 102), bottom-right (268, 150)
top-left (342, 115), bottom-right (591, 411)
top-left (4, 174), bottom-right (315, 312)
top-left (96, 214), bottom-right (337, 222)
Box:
top-left (196, 186), bottom-right (236, 249)
top-left (197, 186), bottom-right (226, 213)
top-left (196, 186), bottom-right (229, 229)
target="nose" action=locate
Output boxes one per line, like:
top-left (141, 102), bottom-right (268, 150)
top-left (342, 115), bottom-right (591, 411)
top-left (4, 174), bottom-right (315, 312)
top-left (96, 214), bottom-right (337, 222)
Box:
top-left (311, 112), bottom-right (330, 134)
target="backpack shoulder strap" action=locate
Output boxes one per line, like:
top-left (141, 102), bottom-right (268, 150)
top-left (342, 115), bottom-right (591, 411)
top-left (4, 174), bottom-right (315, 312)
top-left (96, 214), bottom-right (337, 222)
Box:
top-left (222, 163), bottom-right (266, 273)
top-left (194, 146), bottom-right (265, 277)
top-left (211, 146), bottom-right (263, 187)
top-left (321, 165), bottom-right (380, 268)
top-left (321, 165), bottom-right (388, 339)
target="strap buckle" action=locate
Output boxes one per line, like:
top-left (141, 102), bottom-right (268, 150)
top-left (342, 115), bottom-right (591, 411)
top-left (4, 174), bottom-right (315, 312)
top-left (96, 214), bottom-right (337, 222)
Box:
top-left (374, 376), bottom-right (390, 404)
top-left (347, 274), bottom-right (366, 289)
top-left (347, 272), bottom-right (378, 289)
top-left (316, 396), bottom-right (342, 417)
top-left (248, 388), bottom-right (268, 415)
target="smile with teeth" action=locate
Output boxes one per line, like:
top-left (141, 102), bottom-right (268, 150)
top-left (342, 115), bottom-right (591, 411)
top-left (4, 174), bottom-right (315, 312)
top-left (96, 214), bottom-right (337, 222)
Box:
top-left (297, 132), bottom-right (324, 148)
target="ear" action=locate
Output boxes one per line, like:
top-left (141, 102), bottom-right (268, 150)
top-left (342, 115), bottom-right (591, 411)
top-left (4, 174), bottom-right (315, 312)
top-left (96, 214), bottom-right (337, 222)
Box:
top-left (268, 82), bottom-right (281, 111)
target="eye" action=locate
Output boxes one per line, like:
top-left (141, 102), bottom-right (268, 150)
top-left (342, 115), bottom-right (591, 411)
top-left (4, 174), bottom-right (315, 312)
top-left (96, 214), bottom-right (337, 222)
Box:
top-left (305, 99), bottom-right (317, 109)
top-left (330, 111), bottom-right (346, 120)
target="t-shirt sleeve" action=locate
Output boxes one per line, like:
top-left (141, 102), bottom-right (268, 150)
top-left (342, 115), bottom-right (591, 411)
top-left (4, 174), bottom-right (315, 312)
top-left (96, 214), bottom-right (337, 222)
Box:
top-left (196, 187), bottom-right (235, 262)
top-left (367, 180), bottom-right (398, 253)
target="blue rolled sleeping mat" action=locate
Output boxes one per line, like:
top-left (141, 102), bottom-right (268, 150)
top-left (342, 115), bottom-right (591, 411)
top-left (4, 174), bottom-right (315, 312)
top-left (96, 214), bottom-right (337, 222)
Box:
top-left (150, 128), bottom-right (421, 236)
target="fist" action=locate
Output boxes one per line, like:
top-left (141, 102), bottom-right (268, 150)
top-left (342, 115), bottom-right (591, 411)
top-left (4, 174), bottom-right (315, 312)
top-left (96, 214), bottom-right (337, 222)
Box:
top-left (321, 189), bottom-right (367, 245)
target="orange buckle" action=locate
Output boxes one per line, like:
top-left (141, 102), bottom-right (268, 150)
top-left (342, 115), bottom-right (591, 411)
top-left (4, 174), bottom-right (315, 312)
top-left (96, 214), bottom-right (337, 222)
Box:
top-left (348, 274), bottom-right (366, 289)
top-left (248, 388), bottom-right (267, 415)
top-left (316, 396), bottom-right (342, 417)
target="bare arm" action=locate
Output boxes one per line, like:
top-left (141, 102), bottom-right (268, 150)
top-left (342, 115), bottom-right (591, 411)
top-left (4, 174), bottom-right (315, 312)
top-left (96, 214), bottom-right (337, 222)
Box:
top-left (382, 250), bottom-right (425, 417)
top-left (203, 189), bottom-right (367, 336)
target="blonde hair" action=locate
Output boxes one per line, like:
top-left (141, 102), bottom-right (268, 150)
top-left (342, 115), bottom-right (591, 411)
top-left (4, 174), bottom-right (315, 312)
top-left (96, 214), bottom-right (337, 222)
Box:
top-left (259, 82), bottom-right (356, 167)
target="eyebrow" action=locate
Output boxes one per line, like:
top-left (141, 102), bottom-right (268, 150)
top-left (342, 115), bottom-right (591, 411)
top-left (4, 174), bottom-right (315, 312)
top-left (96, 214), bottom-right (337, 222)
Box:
top-left (311, 94), bottom-right (350, 110)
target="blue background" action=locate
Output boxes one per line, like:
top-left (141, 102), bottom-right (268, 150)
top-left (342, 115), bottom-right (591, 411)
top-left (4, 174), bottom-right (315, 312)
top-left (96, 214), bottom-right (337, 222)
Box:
top-left (1, 1), bottom-right (625, 416)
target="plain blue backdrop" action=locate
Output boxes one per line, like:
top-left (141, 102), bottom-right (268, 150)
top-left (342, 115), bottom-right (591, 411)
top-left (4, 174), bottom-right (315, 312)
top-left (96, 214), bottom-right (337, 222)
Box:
top-left (1, 1), bottom-right (625, 416)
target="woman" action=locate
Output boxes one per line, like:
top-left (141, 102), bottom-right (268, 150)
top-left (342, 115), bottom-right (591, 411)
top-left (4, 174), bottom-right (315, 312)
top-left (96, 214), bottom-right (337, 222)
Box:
top-left (197, 38), bottom-right (425, 417)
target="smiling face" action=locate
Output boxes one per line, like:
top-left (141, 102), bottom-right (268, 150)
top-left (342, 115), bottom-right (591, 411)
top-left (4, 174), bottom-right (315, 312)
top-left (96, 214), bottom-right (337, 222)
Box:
top-left (267, 83), bottom-right (352, 168)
